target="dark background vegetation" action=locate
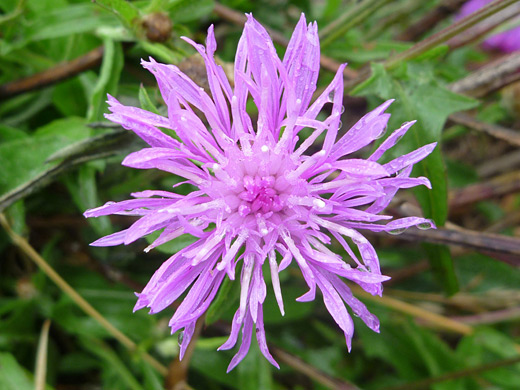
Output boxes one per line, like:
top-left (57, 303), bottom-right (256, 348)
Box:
top-left (1, 0), bottom-right (520, 389)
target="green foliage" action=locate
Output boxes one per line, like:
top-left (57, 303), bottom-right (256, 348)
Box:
top-left (0, 118), bottom-right (93, 207)
top-left (353, 62), bottom-right (479, 295)
top-left (166, 0), bottom-right (215, 23)
top-left (87, 38), bottom-right (124, 122)
top-left (1, 0), bottom-right (519, 389)
top-left (0, 353), bottom-right (37, 390)
top-left (237, 342), bottom-right (273, 390)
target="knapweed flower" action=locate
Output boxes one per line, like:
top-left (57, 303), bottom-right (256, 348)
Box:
top-left (85, 14), bottom-right (435, 371)
top-left (457, 0), bottom-right (520, 53)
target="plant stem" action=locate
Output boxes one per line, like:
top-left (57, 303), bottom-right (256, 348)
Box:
top-left (351, 286), bottom-right (474, 335)
top-left (319, 0), bottom-right (393, 48)
top-left (345, 0), bottom-right (520, 91)
top-left (35, 320), bottom-right (51, 390)
top-left (382, 355), bottom-right (520, 390)
top-left (385, 0), bottom-right (519, 68)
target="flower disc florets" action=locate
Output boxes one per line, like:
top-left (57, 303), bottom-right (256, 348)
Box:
top-left (85, 14), bottom-right (436, 371)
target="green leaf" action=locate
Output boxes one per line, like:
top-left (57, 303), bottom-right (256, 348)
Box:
top-left (79, 337), bottom-right (145, 390)
top-left (458, 328), bottom-right (520, 388)
top-left (140, 360), bottom-right (164, 390)
top-left (166, 0), bottom-right (215, 23)
top-left (94, 0), bottom-right (141, 29)
top-left (445, 158), bottom-right (479, 189)
top-left (139, 41), bottom-right (184, 64)
top-left (0, 353), bottom-right (34, 390)
top-left (139, 84), bottom-right (160, 115)
top-left (87, 38), bottom-right (124, 122)
top-left (353, 62), bottom-right (478, 294)
top-left (24, 4), bottom-right (117, 43)
top-left (0, 117), bottom-right (92, 197)
top-left (64, 164), bottom-right (112, 236)
top-left (52, 78), bottom-right (88, 117)
top-left (191, 349), bottom-right (240, 388)
top-left (423, 244), bottom-right (458, 297)
top-left (205, 277), bottom-right (240, 325)
top-left (263, 285), bottom-right (315, 324)
top-left (238, 342), bottom-right (273, 390)
top-left (359, 320), bottom-right (465, 389)
top-left (455, 253), bottom-right (520, 291)
top-left (1, 90), bottom-right (53, 127)
top-left (144, 231), bottom-right (197, 254)
top-left (0, 125), bottom-right (27, 142)
top-left (5, 199), bottom-right (26, 236)
top-left (351, 62), bottom-right (394, 97)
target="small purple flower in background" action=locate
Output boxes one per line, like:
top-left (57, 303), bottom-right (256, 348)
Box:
top-left (457, 0), bottom-right (520, 53)
top-left (85, 14), bottom-right (435, 371)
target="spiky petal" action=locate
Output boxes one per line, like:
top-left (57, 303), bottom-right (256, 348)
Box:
top-left (85, 14), bottom-right (436, 371)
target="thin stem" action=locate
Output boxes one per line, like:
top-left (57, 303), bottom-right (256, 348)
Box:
top-left (451, 307), bottom-right (520, 326)
top-left (0, 47), bottom-right (104, 100)
top-left (397, 0), bottom-right (467, 41)
top-left (35, 320), bottom-right (51, 390)
top-left (382, 355), bottom-right (520, 390)
top-left (449, 51), bottom-right (520, 98)
top-left (319, 0), bottom-right (393, 48)
top-left (370, 225), bottom-right (520, 261)
top-left (351, 286), bottom-right (474, 335)
top-left (165, 316), bottom-right (205, 390)
top-left (345, 0), bottom-right (520, 90)
top-left (0, 213), bottom-right (168, 376)
top-left (385, 0), bottom-right (519, 68)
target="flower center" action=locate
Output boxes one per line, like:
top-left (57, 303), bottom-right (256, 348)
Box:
top-left (238, 175), bottom-right (283, 216)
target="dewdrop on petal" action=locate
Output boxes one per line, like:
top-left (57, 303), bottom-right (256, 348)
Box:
top-left (84, 14), bottom-right (436, 371)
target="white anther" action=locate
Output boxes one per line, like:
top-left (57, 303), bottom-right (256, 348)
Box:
top-left (313, 199), bottom-right (326, 209)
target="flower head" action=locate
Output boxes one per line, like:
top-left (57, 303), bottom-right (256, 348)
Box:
top-left (85, 14), bottom-right (435, 371)
top-left (457, 0), bottom-right (520, 53)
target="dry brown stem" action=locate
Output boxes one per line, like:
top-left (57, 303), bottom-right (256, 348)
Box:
top-left (397, 0), bottom-right (467, 41)
top-left (0, 47), bottom-right (104, 100)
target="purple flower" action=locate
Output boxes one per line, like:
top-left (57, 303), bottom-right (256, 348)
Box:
top-left (85, 14), bottom-right (435, 371)
top-left (457, 0), bottom-right (520, 53)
